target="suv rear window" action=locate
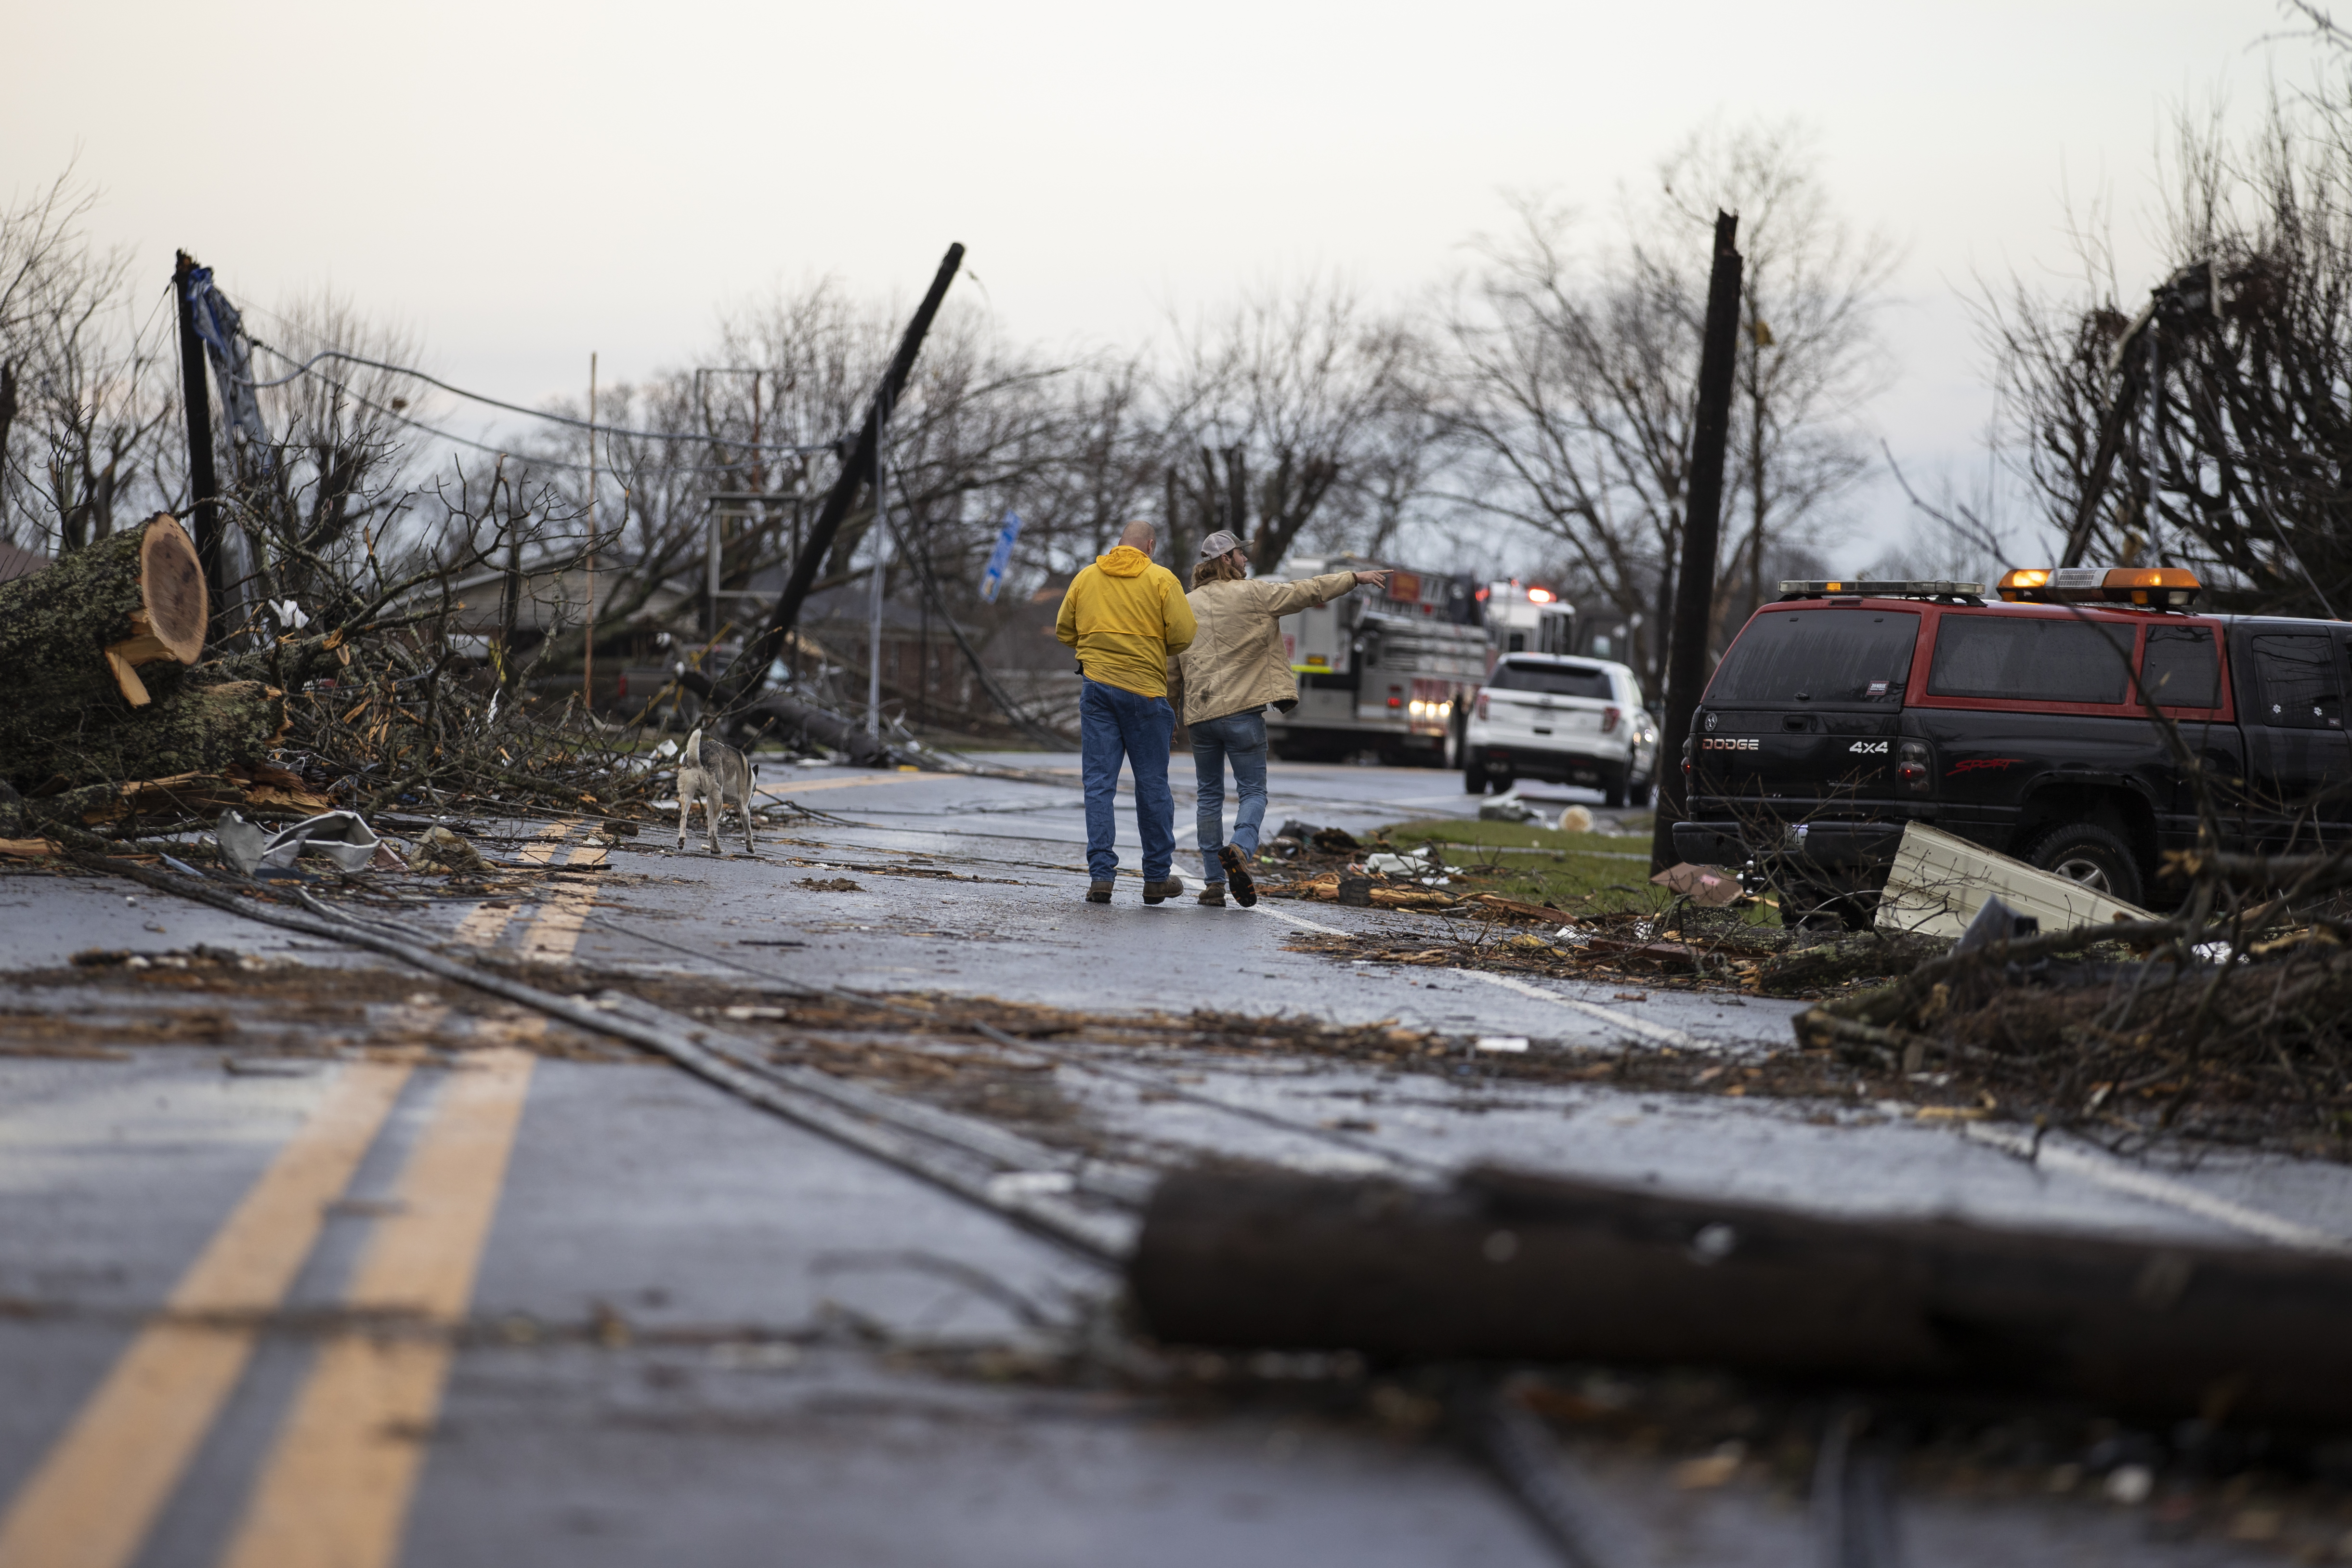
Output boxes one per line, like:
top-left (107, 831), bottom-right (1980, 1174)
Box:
top-left (1490, 661), bottom-right (1614, 699)
top-left (1707, 609), bottom-right (1917, 706)
top-left (1928, 615), bottom-right (2136, 704)
top-left (2251, 634), bottom-right (2344, 729)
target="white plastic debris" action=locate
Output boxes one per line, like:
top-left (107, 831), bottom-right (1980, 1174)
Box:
top-left (268, 598), bottom-right (311, 631)
top-left (1364, 847), bottom-right (1441, 876)
top-left (1478, 795), bottom-right (1546, 824)
top-left (1475, 1036), bottom-right (1530, 1053)
top-left (1876, 822), bottom-right (2152, 940)
top-left (986, 1171), bottom-right (1076, 1202)
top-left (214, 810), bottom-right (383, 876)
top-left (651, 738), bottom-right (680, 760)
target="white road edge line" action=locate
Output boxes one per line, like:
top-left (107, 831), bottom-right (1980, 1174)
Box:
top-left (1173, 871), bottom-right (1353, 935)
top-left (1186, 871), bottom-right (1716, 1052)
top-left (1452, 968), bottom-right (1714, 1052)
top-left (1961, 1124), bottom-right (2350, 1253)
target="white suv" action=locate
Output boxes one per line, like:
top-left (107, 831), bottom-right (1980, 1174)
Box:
top-left (1465, 655), bottom-right (1656, 807)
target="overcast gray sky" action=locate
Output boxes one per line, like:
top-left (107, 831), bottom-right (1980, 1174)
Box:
top-left (6, 0), bottom-right (2317, 563)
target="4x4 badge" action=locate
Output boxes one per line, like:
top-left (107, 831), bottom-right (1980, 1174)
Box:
top-left (1847, 740), bottom-right (1889, 754)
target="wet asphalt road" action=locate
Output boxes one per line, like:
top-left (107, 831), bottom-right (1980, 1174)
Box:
top-left (0, 753), bottom-right (2342, 1565)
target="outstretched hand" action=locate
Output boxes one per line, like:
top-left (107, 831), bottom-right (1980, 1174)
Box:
top-left (1354, 570), bottom-right (1391, 588)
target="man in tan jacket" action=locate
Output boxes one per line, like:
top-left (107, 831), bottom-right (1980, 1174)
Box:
top-left (1168, 531), bottom-right (1386, 905)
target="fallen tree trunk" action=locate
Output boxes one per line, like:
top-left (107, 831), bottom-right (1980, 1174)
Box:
top-left (669, 666), bottom-right (901, 767)
top-left (0, 513), bottom-right (292, 793)
top-left (15, 679), bottom-right (286, 798)
top-left (739, 692), bottom-right (898, 767)
top-left (1130, 1165), bottom-right (2352, 1423)
top-left (0, 513), bottom-right (206, 724)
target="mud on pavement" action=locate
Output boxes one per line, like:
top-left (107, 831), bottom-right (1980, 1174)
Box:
top-left (8, 758), bottom-right (2352, 1565)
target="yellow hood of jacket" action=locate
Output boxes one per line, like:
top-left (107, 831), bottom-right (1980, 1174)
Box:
top-left (1054, 549), bottom-right (1197, 698)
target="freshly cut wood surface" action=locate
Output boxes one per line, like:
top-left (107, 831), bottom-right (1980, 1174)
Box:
top-left (0, 514), bottom-right (220, 780)
top-left (0, 516), bottom-right (288, 794)
top-left (135, 515), bottom-right (208, 663)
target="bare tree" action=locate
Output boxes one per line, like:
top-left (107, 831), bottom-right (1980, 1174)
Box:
top-left (1435, 122), bottom-right (1892, 690)
top-left (0, 170), bottom-right (177, 555)
top-left (1161, 278), bottom-right (1429, 573)
top-left (1658, 119), bottom-right (1899, 621)
top-left (1434, 194), bottom-right (1708, 691)
top-left (1981, 83), bottom-right (2352, 614)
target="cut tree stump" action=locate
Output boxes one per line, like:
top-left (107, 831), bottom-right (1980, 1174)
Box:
top-left (0, 514), bottom-right (287, 794)
top-left (0, 512), bottom-right (205, 708)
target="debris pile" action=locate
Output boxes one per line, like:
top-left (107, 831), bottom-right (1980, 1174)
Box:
top-left (1799, 850), bottom-right (2352, 1151)
top-left (0, 511), bottom-right (695, 854)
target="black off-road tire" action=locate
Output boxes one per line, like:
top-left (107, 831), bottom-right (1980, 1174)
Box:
top-left (2020, 820), bottom-right (2144, 907)
top-left (1773, 875), bottom-right (1872, 933)
top-left (1464, 758), bottom-right (1492, 795)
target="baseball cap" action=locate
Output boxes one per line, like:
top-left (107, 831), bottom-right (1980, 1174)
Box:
top-left (1198, 530), bottom-right (1243, 560)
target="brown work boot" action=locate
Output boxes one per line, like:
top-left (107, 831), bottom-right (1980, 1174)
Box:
top-left (1196, 884), bottom-right (1227, 907)
top-left (1086, 880), bottom-right (1114, 903)
top-left (1142, 877), bottom-right (1184, 904)
top-left (1217, 844), bottom-right (1259, 907)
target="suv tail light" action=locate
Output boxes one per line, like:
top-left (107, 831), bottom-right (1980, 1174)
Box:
top-left (1681, 736), bottom-right (1693, 779)
top-left (1476, 693), bottom-right (1490, 721)
top-left (1897, 739), bottom-right (1932, 794)
top-left (1602, 705), bottom-right (1621, 733)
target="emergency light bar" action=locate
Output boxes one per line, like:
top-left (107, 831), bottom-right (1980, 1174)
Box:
top-left (1776, 580), bottom-right (1985, 601)
top-left (1996, 566), bottom-right (2202, 608)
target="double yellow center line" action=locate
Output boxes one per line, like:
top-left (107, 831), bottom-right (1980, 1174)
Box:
top-left (447, 821), bottom-right (607, 965)
top-left (4, 814), bottom-right (653, 1565)
top-left (0, 1051), bottom-right (536, 1568)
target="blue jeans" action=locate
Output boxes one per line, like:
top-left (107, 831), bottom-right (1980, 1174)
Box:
top-left (1191, 708), bottom-right (1268, 883)
top-left (1080, 679), bottom-right (1176, 882)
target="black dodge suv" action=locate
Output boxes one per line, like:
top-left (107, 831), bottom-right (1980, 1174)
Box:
top-left (1671, 571), bottom-right (2352, 927)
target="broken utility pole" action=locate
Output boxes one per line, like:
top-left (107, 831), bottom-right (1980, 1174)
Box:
top-left (706, 244), bottom-right (965, 719)
top-left (1649, 212), bottom-right (1742, 875)
top-left (171, 251), bottom-right (227, 646)
top-left (1131, 1164), bottom-right (2352, 1423)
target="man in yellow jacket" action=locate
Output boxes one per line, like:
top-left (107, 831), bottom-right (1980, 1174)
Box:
top-left (1056, 521), bottom-right (1198, 903)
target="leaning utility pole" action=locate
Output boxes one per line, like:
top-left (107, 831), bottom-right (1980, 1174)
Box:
top-left (584, 351), bottom-right (599, 706)
top-left (1649, 212), bottom-right (1743, 875)
top-left (171, 251), bottom-right (227, 644)
top-left (865, 391), bottom-right (889, 735)
top-left (716, 244), bottom-right (964, 717)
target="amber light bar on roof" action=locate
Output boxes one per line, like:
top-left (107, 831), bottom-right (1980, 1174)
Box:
top-left (1776, 579), bottom-right (1985, 601)
top-left (1996, 566), bottom-right (2202, 608)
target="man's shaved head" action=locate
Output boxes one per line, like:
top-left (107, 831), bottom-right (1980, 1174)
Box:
top-left (1118, 521), bottom-right (1157, 554)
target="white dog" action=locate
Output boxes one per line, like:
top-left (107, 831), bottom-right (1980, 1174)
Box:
top-left (677, 726), bottom-right (758, 855)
